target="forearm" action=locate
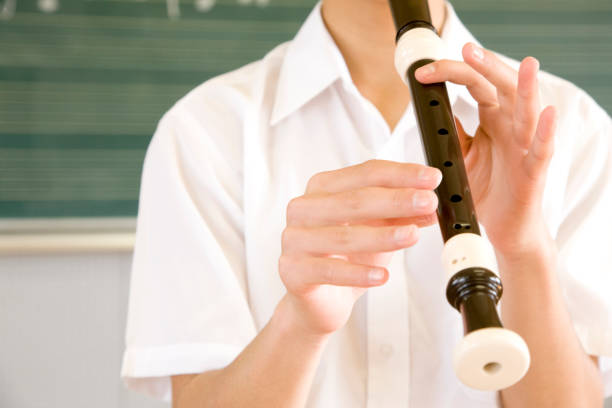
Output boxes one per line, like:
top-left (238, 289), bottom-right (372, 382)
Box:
top-left (172, 161), bottom-right (441, 407)
top-left (174, 295), bottom-right (329, 408)
top-left (497, 240), bottom-right (603, 407)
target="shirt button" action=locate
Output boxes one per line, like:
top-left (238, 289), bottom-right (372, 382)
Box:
top-left (379, 344), bottom-right (394, 358)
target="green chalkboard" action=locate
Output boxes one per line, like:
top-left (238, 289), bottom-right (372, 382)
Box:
top-left (0, 0), bottom-right (610, 218)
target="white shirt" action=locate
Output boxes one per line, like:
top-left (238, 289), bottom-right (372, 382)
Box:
top-left (121, 2), bottom-right (612, 406)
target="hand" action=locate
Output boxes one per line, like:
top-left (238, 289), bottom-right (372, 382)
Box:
top-left (278, 160), bottom-right (441, 336)
top-left (415, 43), bottom-right (558, 258)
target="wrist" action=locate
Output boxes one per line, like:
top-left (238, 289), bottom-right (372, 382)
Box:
top-left (270, 295), bottom-right (332, 347)
top-left (494, 219), bottom-right (557, 266)
top-left (495, 237), bottom-right (558, 283)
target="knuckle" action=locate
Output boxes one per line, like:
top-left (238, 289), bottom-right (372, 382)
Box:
top-left (391, 188), bottom-right (410, 212)
top-left (278, 255), bottom-right (294, 286)
top-left (515, 112), bottom-right (532, 126)
top-left (341, 189), bottom-right (363, 211)
top-left (363, 160), bottom-right (399, 186)
top-left (361, 161), bottom-right (376, 183)
top-left (306, 171), bottom-right (328, 193)
top-left (281, 227), bottom-right (297, 251)
top-left (365, 167), bottom-right (389, 186)
top-left (470, 74), bottom-right (488, 90)
top-left (362, 159), bottom-right (386, 180)
top-left (305, 173), bottom-right (320, 193)
top-left (278, 255), bottom-right (307, 293)
top-left (366, 162), bottom-right (422, 188)
top-left (278, 254), bottom-right (290, 276)
top-left (286, 197), bottom-right (304, 224)
top-left (516, 83), bottom-right (535, 99)
top-left (332, 225), bottom-right (351, 247)
top-left (363, 159), bottom-right (380, 170)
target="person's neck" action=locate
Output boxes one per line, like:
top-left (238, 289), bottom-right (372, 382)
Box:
top-left (321, 0), bottom-right (447, 131)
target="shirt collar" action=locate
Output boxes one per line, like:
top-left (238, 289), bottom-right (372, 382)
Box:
top-left (270, 1), bottom-right (479, 126)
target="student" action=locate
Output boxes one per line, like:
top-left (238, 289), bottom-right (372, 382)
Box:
top-left (121, 0), bottom-right (612, 406)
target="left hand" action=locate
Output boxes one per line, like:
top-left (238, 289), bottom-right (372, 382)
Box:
top-left (415, 43), bottom-right (557, 259)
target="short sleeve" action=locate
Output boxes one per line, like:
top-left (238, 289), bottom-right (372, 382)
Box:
top-left (120, 96), bottom-right (256, 401)
top-left (554, 92), bottom-right (612, 395)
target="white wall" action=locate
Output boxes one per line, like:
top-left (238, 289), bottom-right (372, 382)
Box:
top-left (0, 252), bottom-right (166, 408)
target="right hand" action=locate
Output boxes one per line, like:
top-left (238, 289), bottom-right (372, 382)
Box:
top-left (278, 159), bottom-right (442, 337)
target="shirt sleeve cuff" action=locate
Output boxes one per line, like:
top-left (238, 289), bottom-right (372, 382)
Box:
top-left (121, 343), bottom-right (243, 402)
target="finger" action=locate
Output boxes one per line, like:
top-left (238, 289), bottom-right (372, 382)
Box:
top-left (377, 213), bottom-right (438, 228)
top-left (414, 60), bottom-right (497, 108)
top-left (278, 255), bottom-right (388, 293)
top-left (454, 115), bottom-right (473, 157)
top-left (348, 214), bottom-right (437, 229)
top-left (513, 56), bottom-right (541, 148)
top-left (286, 187), bottom-right (438, 227)
top-left (462, 43), bottom-right (518, 103)
top-left (522, 105), bottom-right (557, 182)
top-left (306, 160), bottom-right (442, 194)
top-left (281, 224), bottom-right (418, 255)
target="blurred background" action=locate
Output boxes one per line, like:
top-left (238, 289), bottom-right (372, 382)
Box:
top-left (0, 0), bottom-right (610, 407)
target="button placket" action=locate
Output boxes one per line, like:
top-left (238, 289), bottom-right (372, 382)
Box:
top-left (366, 249), bottom-right (411, 407)
top-left (366, 129), bottom-right (411, 407)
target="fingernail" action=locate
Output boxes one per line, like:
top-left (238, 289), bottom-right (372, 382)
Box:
top-left (416, 64), bottom-right (435, 77)
top-left (418, 168), bottom-right (443, 186)
top-left (432, 169), bottom-right (443, 186)
top-left (368, 269), bottom-right (385, 282)
top-left (472, 45), bottom-right (484, 61)
top-left (413, 190), bottom-right (434, 210)
top-left (394, 225), bottom-right (415, 243)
